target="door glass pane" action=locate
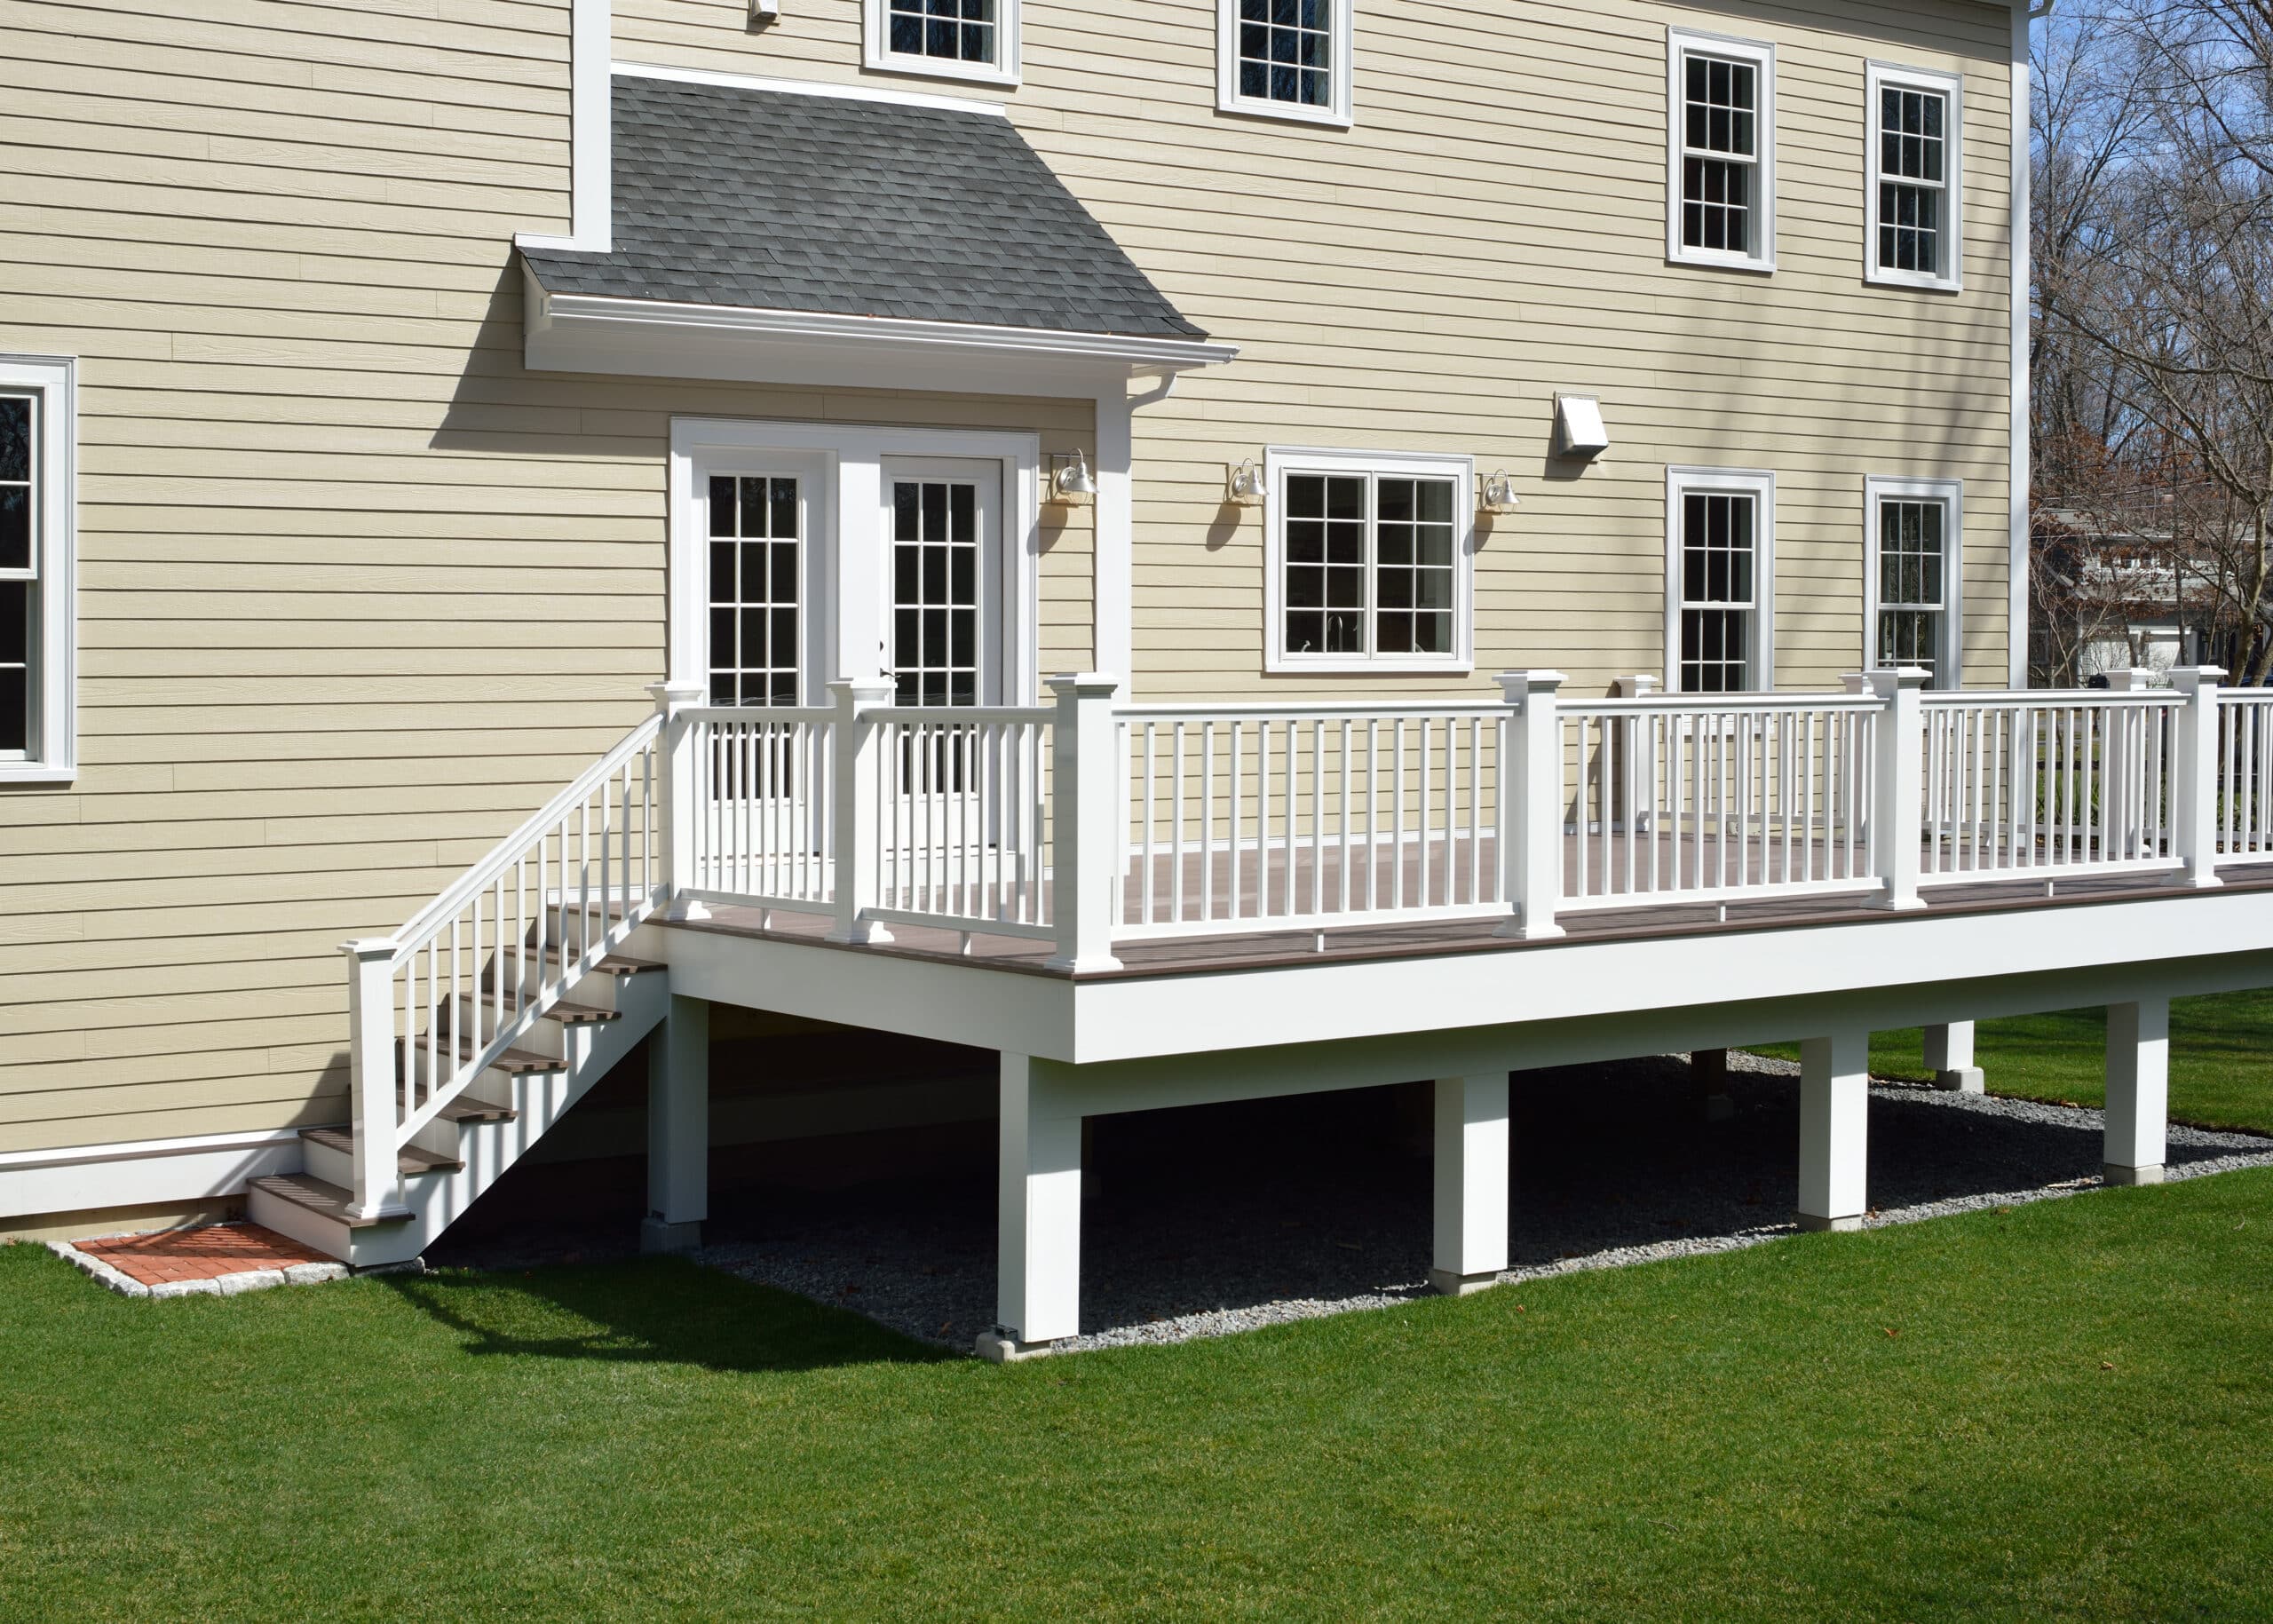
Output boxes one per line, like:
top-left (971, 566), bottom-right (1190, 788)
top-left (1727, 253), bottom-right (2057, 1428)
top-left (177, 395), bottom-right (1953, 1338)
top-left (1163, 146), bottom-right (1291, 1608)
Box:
top-left (1680, 490), bottom-right (1756, 692)
top-left (893, 479), bottom-right (980, 707)
top-left (707, 474), bottom-right (799, 706)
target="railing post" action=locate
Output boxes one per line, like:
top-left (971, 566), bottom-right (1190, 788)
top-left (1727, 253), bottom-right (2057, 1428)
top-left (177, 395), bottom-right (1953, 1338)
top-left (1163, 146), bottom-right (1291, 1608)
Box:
top-left (827, 677), bottom-right (898, 945)
top-left (1857, 666), bottom-right (1928, 911)
top-left (2171, 666), bottom-right (2226, 888)
top-left (1044, 673), bottom-right (1124, 973)
top-left (1494, 669), bottom-right (1566, 940)
top-left (646, 680), bottom-right (709, 919)
top-left (342, 939), bottom-right (409, 1221)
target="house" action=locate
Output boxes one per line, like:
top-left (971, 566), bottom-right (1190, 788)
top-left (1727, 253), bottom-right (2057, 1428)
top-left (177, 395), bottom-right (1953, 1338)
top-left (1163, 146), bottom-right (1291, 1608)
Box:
top-left (4, 0), bottom-right (2270, 1357)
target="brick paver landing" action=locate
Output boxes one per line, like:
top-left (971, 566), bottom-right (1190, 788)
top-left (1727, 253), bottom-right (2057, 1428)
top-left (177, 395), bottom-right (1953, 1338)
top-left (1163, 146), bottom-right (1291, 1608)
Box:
top-left (74, 1224), bottom-right (334, 1286)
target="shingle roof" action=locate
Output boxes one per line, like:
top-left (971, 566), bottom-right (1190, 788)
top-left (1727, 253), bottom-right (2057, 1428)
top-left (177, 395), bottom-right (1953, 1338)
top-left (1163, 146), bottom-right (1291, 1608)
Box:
top-left (520, 75), bottom-right (1207, 342)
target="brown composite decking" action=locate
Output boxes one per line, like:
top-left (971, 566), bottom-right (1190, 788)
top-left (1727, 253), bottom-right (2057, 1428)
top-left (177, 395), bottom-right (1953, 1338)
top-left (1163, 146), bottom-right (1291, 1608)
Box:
top-left (661, 836), bottom-right (2273, 980)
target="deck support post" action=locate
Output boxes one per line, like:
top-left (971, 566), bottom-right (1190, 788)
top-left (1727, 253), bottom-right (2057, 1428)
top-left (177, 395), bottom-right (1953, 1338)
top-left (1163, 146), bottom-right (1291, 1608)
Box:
top-left (1923, 1021), bottom-right (1984, 1093)
top-left (1857, 668), bottom-right (1928, 912)
top-left (642, 993), bottom-right (709, 1254)
top-left (826, 677), bottom-right (897, 946)
top-left (2103, 997), bottom-right (2168, 1186)
top-left (983, 1052), bottom-right (1083, 1360)
top-left (1798, 1029), bottom-right (1869, 1232)
top-left (1494, 669), bottom-right (1566, 940)
top-left (1430, 1073), bottom-right (1509, 1295)
top-left (2170, 667), bottom-right (2226, 889)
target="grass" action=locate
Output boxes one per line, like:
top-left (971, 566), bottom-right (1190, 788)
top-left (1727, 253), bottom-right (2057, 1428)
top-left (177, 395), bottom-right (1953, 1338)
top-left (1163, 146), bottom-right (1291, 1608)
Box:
top-left (5, 1170), bottom-right (2273, 1620)
top-left (1751, 987), bottom-right (2273, 1137)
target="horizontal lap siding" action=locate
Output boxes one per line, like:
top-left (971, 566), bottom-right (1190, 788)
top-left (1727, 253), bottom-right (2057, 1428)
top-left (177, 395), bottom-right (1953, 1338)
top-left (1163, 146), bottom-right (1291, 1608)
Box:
top-left (0, 0), bottom-right (1094, 1154)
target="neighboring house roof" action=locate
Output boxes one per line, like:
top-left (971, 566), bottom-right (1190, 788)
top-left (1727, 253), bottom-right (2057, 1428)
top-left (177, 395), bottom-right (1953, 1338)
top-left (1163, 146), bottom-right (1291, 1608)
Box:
top-left (519, 75), bottom-right (1208, 343)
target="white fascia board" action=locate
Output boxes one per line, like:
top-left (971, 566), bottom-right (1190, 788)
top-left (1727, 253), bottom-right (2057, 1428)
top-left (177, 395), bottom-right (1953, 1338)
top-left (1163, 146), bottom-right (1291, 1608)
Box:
top-left (0, 1129), bottom-right (305, 1223)
top-left (611, 59), bottom-right (1010, 116)
top-left (524, 266), bottom-right (1237, 396)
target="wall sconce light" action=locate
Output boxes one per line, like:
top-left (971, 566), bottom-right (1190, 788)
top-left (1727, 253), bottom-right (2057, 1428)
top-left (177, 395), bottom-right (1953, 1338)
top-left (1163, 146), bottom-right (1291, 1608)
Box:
top-left (1043, 448), bottom-right (1097, 506)
top-left (1225, 459), bottom-right (1266, 508)
top-left (1478, 469), bottom-right (1521, 515)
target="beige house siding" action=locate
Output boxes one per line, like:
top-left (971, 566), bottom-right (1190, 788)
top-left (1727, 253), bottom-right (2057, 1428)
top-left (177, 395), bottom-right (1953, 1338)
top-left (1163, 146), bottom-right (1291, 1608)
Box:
top-left (0, 0), bottom-right (2013, 1163)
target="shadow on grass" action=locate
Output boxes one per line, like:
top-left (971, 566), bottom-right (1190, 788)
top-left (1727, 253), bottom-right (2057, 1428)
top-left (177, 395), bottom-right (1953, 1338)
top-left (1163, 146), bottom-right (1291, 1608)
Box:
top-left (382, 1256), bottom-right (958, 1375)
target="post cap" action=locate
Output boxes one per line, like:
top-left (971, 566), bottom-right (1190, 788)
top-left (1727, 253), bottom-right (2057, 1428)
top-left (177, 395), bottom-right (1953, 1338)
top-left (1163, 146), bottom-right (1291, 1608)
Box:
top-left (1045, 672), bottom-right (1121, 699)
top-left (646, 679), bottom-right (708, 715)
top-left (2103, 667), bottom-right (2160, 692)
top-left (828, 676), bottom-right (897, 704)
top-left (1494, 669), bottom-right (1567, 700)
top-left (2169, 665), bottom-right (2227, 695)
top-left (1850, 667), bottom-right (1931, 697)
top-left (339, 938), bottom-right (400, 963)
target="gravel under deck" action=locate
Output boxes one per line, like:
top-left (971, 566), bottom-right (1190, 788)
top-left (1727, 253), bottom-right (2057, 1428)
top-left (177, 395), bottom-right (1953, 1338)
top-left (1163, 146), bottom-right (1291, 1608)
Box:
top-left (693, 1056), bottom-right (2273, 1355)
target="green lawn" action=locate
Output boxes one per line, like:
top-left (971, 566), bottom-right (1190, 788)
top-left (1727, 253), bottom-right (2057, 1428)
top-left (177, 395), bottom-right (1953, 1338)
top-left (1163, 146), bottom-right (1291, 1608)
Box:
top-left (6, 1171), bottom-right (2273, 1620)
top-left (1752, 987), bottom-right (2273, 1136)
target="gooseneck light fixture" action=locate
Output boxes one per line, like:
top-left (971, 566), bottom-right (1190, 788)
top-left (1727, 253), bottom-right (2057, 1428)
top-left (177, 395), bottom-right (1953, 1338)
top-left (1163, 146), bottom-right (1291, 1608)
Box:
top-left (1478, 470), bottom-right (1521, 515)
top-left (1043, 448), bottom-right (1097, 506)
top-left (1225, 458), bottom-right (1266, 508)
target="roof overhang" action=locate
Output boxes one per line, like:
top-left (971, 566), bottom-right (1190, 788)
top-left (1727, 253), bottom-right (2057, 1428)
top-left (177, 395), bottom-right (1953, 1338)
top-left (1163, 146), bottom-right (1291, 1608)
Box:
top-left (522, 263), bottom-right (1239, 397)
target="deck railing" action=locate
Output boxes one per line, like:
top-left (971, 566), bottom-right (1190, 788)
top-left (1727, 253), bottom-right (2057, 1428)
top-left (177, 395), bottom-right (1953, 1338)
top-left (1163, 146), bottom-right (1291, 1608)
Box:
top-left (343, 664), bottom-right (2256, 1220)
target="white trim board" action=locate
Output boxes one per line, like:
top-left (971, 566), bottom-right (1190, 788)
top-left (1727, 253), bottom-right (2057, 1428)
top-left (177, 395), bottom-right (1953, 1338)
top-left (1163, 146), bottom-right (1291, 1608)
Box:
top-left (514, 0), bottom-right (612, 255)
top-left (0, 1129), bottom-right (303, 1224)
top-left (2008, 4), bottom-right (2031, 687)
top-left (614, 58), bottom-right (1010, 115)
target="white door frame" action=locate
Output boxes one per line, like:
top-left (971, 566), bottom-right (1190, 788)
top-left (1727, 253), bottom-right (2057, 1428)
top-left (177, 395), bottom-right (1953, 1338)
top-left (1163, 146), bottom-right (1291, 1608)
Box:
top-left (669, 417), bottom-right (1042, 703)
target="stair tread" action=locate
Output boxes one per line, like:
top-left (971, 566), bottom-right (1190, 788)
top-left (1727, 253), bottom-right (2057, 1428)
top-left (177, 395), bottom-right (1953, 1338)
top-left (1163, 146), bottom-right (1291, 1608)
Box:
top-left (465, 988), bottom-right (621, 1024)
top-left (249, 1174), bottom-right (404, 1231)
top-left (390, 1090), bottom-right (518, 1123)
top-left (395, 1037), bottom-right (566, 1075)
top-left (300, 1127), bottom-right (463, 1176)
top-left (526, 947), bottom-right (664, 974)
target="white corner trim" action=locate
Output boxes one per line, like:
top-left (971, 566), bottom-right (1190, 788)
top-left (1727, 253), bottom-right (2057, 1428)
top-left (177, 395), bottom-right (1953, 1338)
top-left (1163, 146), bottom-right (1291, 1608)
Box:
top-left (1215, 0), bottom-right (1356, 128)
top-left (1260, 444), bottom-right (1477, 675)
top-left (514, 0), bottom-right (613, 256)
top-left (0, 1128), bottom-right (306, 1224)
top-left (1864, 59), bottom-right (1965, 292)
top-left (859, 0), bottom-right (1022, 91)
top-left (1664, 464), bottom-right (1777, 692)
top-left (1863, 475), bottom-right (1965, 686)
top-left (1094, 389), bottom-right (1136, 688)
top-left (1665, 27), bottom-right (1778, 274)
top-left (2008, 4), bottom-right (2031, 687)
top-left (613, 58), bottom-right (1010, 116)
top-left (0, 352), bottom-right (76, 786)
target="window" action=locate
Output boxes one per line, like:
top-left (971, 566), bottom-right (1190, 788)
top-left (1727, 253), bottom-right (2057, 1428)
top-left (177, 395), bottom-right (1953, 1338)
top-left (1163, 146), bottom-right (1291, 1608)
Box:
top-left (1866, 62), bottom-right (1963, 290)
top-left (1667, 28), bottom-right (1775, 272)
top-left (1264, 448), bottom-right (1472, 670)
top-left (1666, 467), bottom-right (1774, 692)
top-left (1217, 0), bottom-right (1352, 128)
top-left (863, 0), bottom-right (1019, 85)
top-left (1865, 476), bottom-right (1962, 685)
top-left (0, 355), bottom-right (74, 784)
top-left (707, 474), bottom-right (803, 707)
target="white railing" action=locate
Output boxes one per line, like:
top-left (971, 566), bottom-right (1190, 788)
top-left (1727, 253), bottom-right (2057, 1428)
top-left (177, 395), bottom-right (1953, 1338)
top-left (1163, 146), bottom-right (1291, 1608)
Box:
top-left (2218, 688), bottom-right (2273, 861)
top-left (681, 705), bottom-right (835, 913)
top-left (1920, 686), bottom-right (2185, 884)
top-left (1116, 701), bottom-right (1508, 939)
top-left (865, 705), bottom-right (1055, 944)
top-left (339, 708), bottom-right (664, 1222)
top-left (1563, 693), bottom-right (1882, 909)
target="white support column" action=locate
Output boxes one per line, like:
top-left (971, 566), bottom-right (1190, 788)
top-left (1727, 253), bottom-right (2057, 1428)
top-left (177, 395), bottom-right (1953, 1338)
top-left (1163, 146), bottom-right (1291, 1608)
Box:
top-left (1858, 667), bottom-right (1928, 912)
top-left (642, 994), bottom-right (709, 1254)
top-left (1923, 1021), bottom-right (1984, 1093)
top-left (1494, 669), bottom-right (1566, 939)
top-left (1430, 1073), bottom-right (1509, 1295)
top-left (647, 680), bottom-right (708, 918)
top-left (2104, 997), bottom-right (2169, 1186)
top-left (343, 939), bottom-right (410, 1223)
top-left (1043, 673), bottom-right (1123, 974)
top-left (827, 677), bottom-right (896, 946)
top-left (1092, 390), bottom-right (1134, 688)
top-left (1798, 1029), bottom-right (1869, 1232)
top-left (982, 1052), bottom-right (1083, 1360)
top-left (2171, 666), bottom-right (2226, 889)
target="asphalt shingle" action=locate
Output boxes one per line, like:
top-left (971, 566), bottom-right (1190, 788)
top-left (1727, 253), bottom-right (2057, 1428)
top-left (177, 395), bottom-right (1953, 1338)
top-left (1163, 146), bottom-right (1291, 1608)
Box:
top-left (520, 75), bottom-right (1207, 341)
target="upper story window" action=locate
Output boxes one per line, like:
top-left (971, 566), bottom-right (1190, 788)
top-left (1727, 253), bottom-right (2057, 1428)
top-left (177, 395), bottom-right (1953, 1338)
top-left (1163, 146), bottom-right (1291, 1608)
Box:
top-left (1264, 448), bottom-right (1473, 671)
top-left (1666, 466), bottom-right (1775, 692)
top-left (864, 0), bottom-right (1019, 86)
top-left (1866, 62), bottom-right (1963, 290)
top-left (1217, 0), bottom-right (1353, 128)
top-left (0, 354), bottom-right (75, 784)
top-left (1667, 28), bottom-right (1776, 273)
top-left (1866, 476), bottom-right (1963, 685)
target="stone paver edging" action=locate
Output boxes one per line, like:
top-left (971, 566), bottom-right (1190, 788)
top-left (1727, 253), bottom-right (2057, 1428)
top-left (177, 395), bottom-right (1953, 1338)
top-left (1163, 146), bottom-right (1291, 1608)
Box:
top-left (44, 1237), bottom-right (347, 1300)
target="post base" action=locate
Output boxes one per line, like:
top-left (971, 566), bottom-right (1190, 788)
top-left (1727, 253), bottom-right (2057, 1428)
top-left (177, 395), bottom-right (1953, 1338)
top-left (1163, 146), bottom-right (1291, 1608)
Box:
top-left (1933, 1067), bottom-right (1986, 1094)
top-left (667, 899), bottom-right (713, 922)
top-left (1796, 1212), bottom-right (1864, 1232)
top-left (640, 1216), bottom-right (703, 1255)
top-left (1492, 918), bottom-right (1564, 940)
top-left (1429, 1268), bottom-right (1503, 1296)
top-left (1041, 953), bottom-right (1123, 974)
top-left (2103, 1162), bottom-right (2165, 1187)
top-left (975, 1329), bottom-right (1060, 1363)
top-left (823, 921), bottom-right (894, 946)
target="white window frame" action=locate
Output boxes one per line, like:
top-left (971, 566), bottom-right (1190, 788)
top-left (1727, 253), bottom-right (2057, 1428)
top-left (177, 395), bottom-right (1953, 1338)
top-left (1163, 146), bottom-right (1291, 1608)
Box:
top-left (1864, 475), bottom-right (1964, 686)
top-left (0, 354), bottom-right (75, 785)
top-left (1263, 445), bottom-right (1474, 674)
top-left (862, 0), bottom-right (1022, 89)
top-left (1865, 60), bottom-right (1964, 291)
top-left (1216, 0), bottom-right (1355, 130)
top-left (1665, 465), bottom-right (1776, 693)
top-left (1666, 28), bottom-right (1777, 273)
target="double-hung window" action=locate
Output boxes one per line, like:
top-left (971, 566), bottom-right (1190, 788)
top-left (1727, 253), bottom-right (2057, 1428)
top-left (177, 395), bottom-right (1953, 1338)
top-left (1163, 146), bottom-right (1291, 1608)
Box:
top-left (0, 355), bottom-right (74, 784)
top-left (1667, 28), bottom-right (1776, 272)
top-left (1266, 448), bottom-right (1472, 670)
top-left (1866, 62), bottom-right (1963, 289)
top-left (1666, 467), bottom-right (1774, 692)
top-left (1217, 0), bottom-right (1353, 127)
top-left (864, 0), bottom-right (1019, 86)
top-left (1865, 476), bottom-right (1962, 685)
